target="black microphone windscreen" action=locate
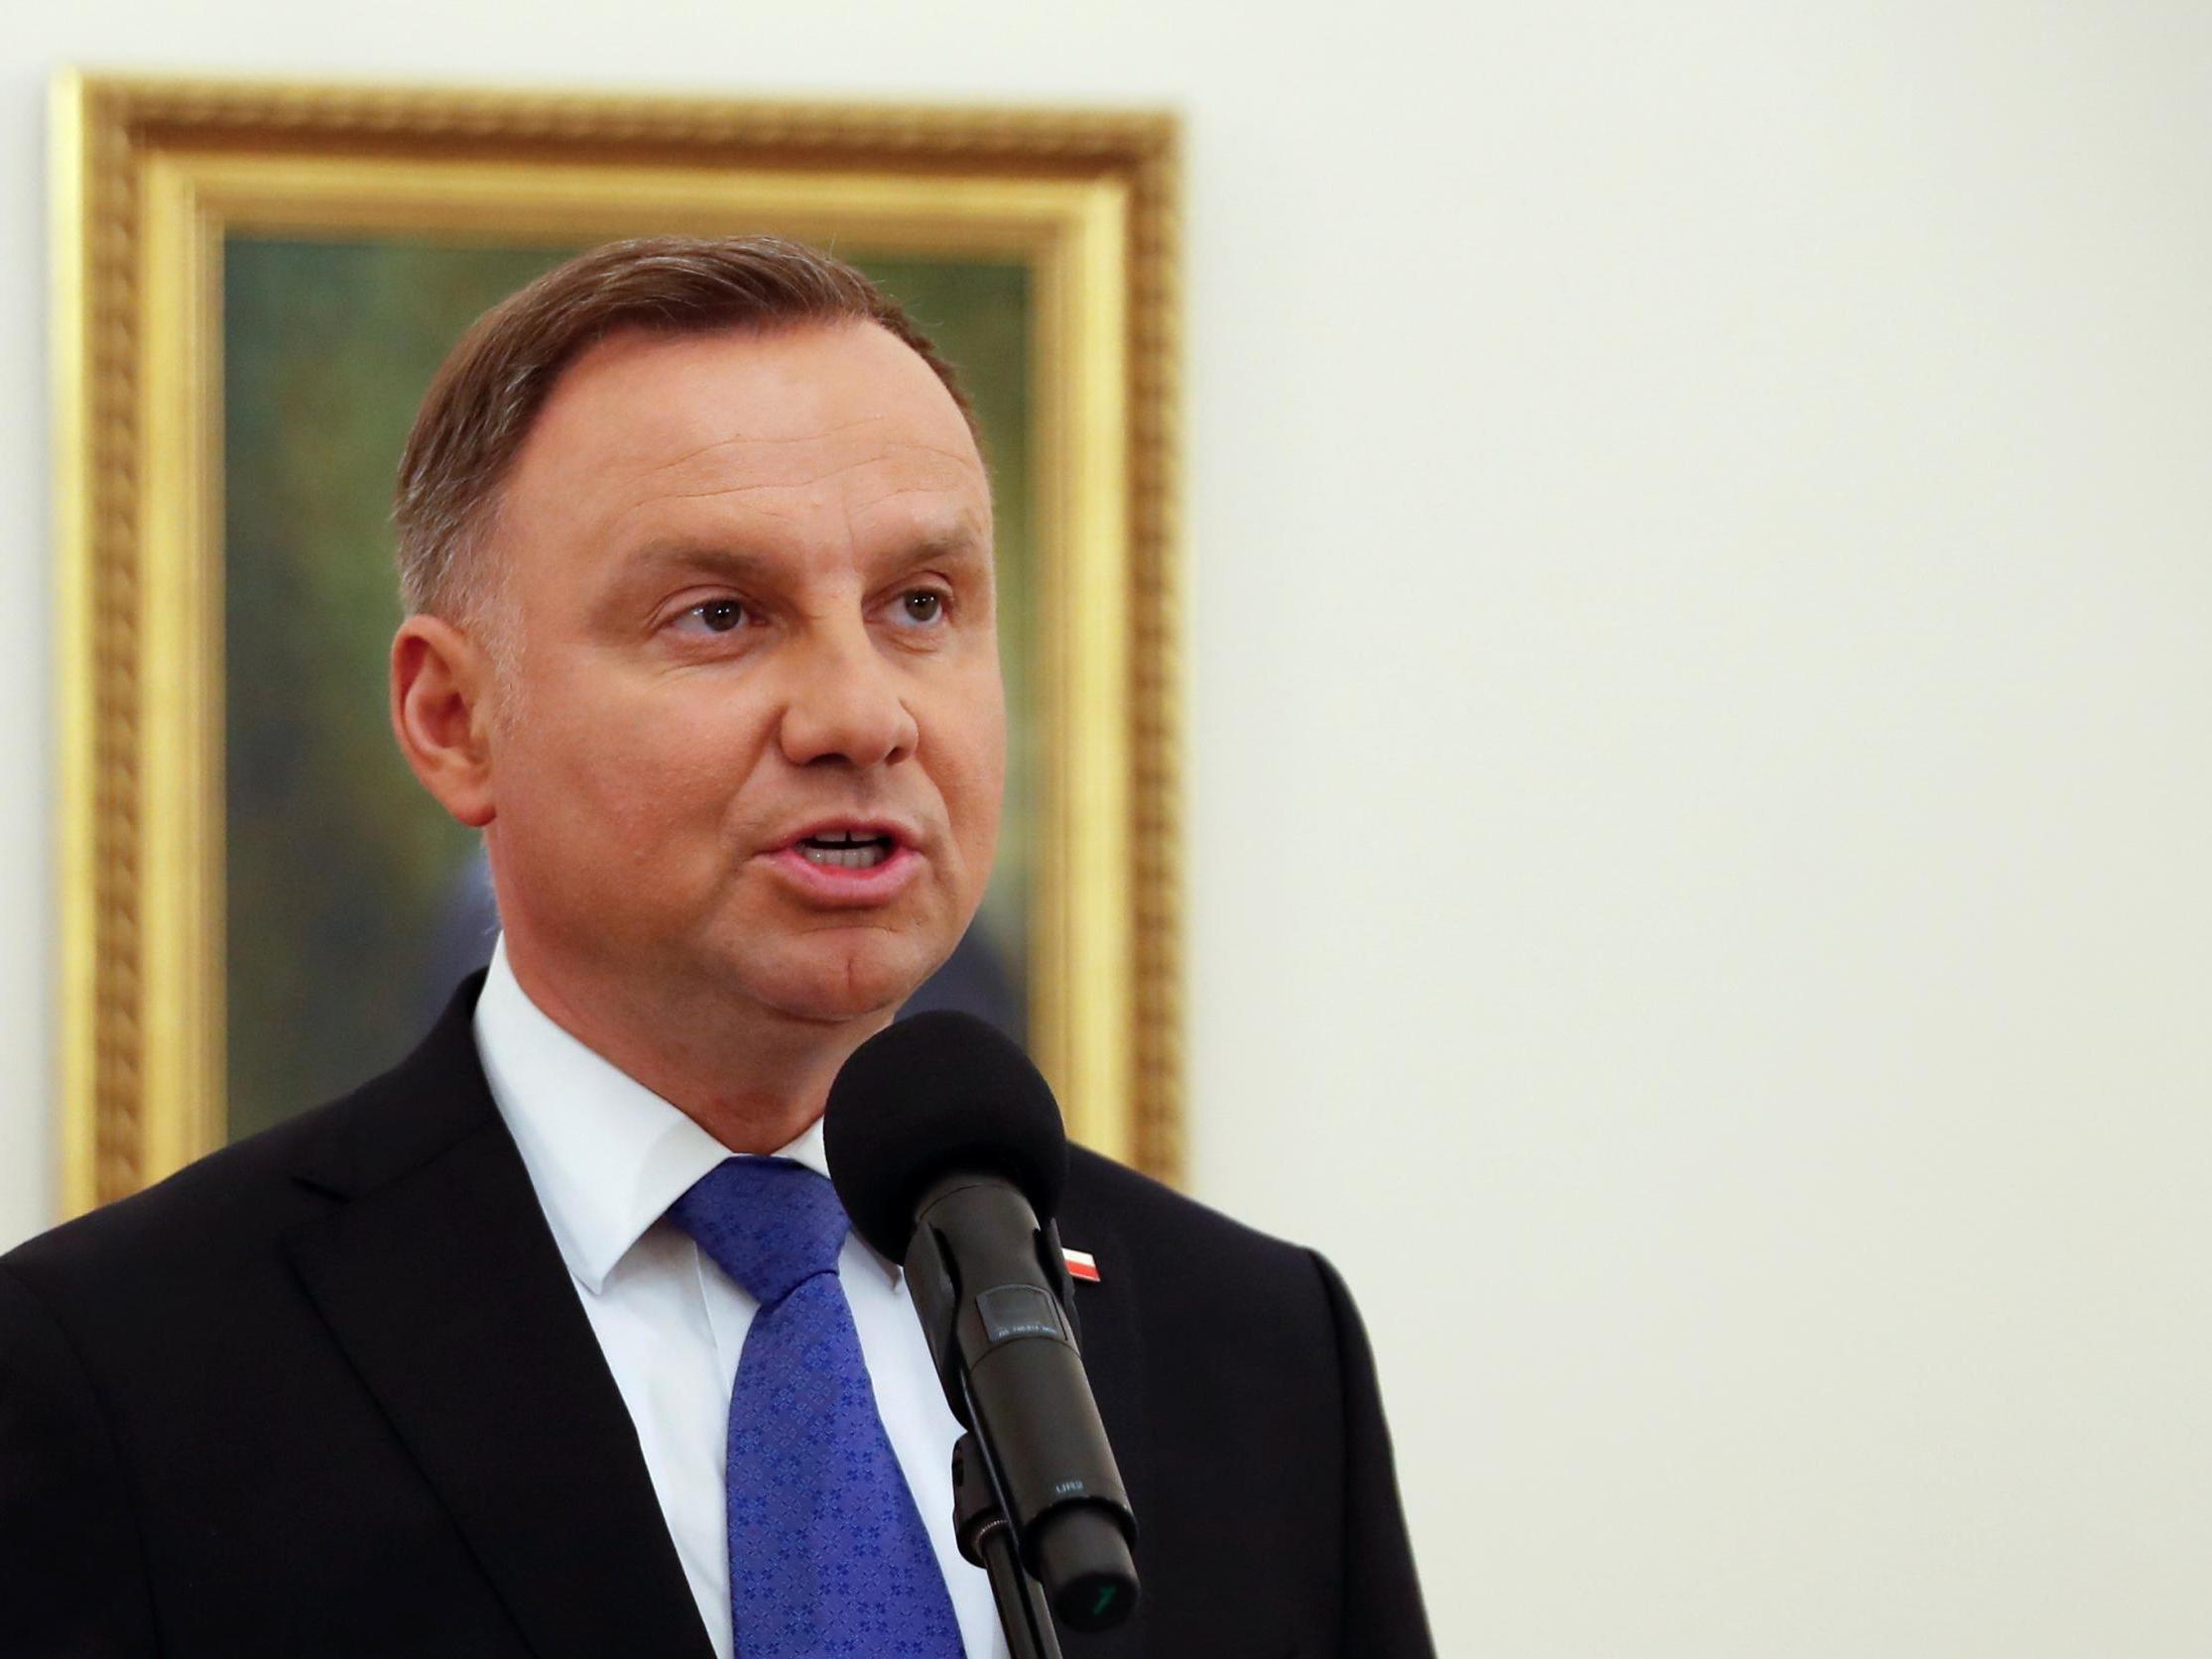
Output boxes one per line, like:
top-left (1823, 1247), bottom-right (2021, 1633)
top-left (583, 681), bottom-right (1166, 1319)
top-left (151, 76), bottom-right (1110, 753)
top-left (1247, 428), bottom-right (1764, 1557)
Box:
top-left (824, 1011), bottom-right (1068, 1261)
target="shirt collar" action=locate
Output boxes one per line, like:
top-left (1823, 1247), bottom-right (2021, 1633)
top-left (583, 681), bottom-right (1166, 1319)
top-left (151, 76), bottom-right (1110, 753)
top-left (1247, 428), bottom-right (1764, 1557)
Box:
top-left (472, 938), bottom-right (873, 1294)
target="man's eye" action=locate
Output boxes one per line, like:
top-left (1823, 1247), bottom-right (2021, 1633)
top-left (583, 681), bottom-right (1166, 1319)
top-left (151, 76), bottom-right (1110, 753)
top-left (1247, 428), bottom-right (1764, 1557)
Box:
top-left (900, 590), bottom-right (945, 625)
top-left (686, 600), bottom-right (748, 634)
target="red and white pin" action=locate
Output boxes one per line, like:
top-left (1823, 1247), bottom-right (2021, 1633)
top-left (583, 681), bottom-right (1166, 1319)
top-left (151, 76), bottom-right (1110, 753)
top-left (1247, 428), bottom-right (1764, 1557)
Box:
top-left (1061, 1246), bottom-right (1101, 1284)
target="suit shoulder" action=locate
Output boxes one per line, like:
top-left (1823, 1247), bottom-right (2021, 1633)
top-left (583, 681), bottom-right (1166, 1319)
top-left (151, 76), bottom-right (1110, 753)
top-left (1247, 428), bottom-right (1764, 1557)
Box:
top-left (1061, 1145), bottom-right (1325, 1295)
top-left (4, 1088), bottom-right (348, 1298)
top-left (6, 974), bottom-right (492, 1297)
top-left (4, 1046), bottom-right (486, 1320)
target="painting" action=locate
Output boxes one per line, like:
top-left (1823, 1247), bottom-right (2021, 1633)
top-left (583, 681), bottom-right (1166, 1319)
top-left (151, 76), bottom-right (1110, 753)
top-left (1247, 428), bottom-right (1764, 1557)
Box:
top-left (55, 75), bottom-right (1179, 1208)
top-left (221, 242), bottom-right (1037, 1141)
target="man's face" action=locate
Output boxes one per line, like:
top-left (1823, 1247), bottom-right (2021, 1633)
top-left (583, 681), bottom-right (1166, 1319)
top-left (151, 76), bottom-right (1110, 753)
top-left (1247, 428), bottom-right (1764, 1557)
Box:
top-left (477, 320), bottom-right (1004, 1031)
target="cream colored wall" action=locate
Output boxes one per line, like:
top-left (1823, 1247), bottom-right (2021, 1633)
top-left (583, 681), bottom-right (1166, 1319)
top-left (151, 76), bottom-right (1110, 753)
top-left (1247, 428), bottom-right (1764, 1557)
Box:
top-left (6, 4), bottom-right (2212, 1654)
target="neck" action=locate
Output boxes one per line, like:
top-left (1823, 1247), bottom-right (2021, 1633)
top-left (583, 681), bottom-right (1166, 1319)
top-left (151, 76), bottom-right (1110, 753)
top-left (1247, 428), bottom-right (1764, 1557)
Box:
top-left (502, 945), bottom-right (892, 1155)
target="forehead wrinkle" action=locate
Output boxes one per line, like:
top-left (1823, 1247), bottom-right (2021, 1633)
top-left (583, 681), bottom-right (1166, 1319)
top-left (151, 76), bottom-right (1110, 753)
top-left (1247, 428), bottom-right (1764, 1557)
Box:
top-left (597, 420), bottom-right (990, 553)
top-left (644, 478), bottom-right (843, 505)
top-left (637, 425), bottom-right (981, 487)
top-left (633, 415), bottom-right (899, 481)
top-left (602, 491), bottom-right (805, 550)
top-left (635, 454), bottom-right (983, 511)
top-left (604, 481), bottom-right (984, 558)
top-left (629, 446), bottom-right (987, 513)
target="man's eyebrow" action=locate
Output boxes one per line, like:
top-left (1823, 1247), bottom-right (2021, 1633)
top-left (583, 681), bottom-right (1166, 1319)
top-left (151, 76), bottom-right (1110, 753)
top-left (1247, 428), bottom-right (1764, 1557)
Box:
top-left (622, 541), bottom-right (787, 584)
top-left (882, 527), bottom-right (992, 571)
top-left (604, 528), bottom-right (989, 604)
top-left (588, 542), bottom-right (788, 631)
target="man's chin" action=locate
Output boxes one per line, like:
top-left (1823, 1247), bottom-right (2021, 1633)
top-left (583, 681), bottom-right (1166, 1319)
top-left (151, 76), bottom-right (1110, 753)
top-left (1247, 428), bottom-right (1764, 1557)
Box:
top-left (743, 941), bottom-right (939, 1028)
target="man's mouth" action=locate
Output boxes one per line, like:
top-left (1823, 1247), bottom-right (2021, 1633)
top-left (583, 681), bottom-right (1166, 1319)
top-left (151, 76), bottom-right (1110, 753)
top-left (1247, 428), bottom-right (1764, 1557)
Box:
top-left (795, 829), bottom-right (898, 870)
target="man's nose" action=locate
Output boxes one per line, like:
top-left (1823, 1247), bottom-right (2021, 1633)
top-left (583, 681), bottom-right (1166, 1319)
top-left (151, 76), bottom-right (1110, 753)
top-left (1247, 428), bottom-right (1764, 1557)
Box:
top-left (774, 617), bottom-right (920, 770)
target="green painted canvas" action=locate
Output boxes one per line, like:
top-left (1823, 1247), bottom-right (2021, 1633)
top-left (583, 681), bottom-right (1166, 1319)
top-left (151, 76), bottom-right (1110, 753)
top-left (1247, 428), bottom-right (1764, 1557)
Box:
top-left (222, 237), bottom-right (1037, 1140)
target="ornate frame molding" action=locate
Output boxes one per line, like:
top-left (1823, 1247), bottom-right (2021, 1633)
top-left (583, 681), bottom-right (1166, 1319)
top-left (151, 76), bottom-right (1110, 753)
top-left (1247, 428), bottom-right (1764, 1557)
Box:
top-left (54, 72), bottom-right (1181, 1210)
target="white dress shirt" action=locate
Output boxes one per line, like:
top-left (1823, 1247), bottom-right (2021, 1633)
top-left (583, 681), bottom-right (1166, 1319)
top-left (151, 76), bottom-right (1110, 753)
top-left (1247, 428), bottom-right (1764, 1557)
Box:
top-left (473, 940), bottom-right (1006, 1659)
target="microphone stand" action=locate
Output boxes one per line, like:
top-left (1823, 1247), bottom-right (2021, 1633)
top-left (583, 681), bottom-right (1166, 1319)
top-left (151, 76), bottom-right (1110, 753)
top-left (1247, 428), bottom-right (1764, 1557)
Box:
top-left (952, 1432), bottom-right (1062, 1659)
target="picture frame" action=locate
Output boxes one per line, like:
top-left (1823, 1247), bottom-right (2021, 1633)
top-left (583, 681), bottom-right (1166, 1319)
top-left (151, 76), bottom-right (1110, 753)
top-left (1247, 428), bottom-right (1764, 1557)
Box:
top-left (53, 72), bottom-right (1180, 1212)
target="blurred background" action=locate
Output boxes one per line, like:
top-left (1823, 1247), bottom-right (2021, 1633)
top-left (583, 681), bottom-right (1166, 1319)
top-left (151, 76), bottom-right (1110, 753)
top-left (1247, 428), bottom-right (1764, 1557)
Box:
top-left (5, 4), bottom-right (2211, 1654)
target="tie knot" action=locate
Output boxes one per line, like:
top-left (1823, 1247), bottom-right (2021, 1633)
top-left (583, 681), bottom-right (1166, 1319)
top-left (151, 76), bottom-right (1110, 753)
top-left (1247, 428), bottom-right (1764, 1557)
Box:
top-left (668, 1157), bottom-right (851, 1306)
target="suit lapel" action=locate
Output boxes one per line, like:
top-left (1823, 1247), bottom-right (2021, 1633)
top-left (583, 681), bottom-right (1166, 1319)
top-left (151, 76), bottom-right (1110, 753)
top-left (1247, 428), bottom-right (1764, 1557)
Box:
top-left (284, 988), bottom-right (715, 1659)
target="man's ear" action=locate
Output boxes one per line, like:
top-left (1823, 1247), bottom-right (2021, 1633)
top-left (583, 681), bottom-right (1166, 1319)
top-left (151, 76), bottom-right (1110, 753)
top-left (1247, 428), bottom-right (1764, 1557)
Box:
top-left (391, 615), bottom-right (499, 829)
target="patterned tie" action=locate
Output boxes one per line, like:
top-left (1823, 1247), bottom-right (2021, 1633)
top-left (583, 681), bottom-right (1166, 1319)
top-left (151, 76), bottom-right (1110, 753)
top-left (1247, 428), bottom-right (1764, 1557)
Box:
top-left (669, 1156), bottom-right (966, 1659)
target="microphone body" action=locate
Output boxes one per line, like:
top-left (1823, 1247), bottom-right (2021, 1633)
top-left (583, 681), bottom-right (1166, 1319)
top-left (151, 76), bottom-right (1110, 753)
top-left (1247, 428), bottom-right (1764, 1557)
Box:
top-left (825, 1012), bottom-right (1138, 1634)
top-left (905, 1172), bottom-right (1135, 1629)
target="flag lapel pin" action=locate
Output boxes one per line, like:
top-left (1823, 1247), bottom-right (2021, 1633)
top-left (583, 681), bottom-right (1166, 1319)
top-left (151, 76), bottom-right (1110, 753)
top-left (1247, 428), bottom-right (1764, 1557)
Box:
top-left (1062, 1246), bottom-right (1101, 1284)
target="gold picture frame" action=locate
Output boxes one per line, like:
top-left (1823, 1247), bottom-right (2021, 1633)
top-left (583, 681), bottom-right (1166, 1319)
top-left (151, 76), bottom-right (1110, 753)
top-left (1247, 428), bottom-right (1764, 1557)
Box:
top-left (53, 71), bottom-right (1181, 1214)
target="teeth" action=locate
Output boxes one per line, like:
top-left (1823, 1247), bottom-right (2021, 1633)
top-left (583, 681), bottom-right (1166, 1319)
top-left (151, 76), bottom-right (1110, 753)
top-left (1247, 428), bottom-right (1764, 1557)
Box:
top-left (800, 843), bottom-right (891, 870)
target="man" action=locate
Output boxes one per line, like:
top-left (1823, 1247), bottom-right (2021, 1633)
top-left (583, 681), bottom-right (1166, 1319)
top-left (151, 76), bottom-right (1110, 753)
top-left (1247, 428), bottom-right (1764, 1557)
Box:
top-left (1, 238), bottom-right (1431, 1657)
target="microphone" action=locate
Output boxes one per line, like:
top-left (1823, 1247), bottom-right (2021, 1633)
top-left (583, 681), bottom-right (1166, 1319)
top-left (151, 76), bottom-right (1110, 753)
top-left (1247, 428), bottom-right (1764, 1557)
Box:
top-left (824, 1011), bottom-right (1138, 1634)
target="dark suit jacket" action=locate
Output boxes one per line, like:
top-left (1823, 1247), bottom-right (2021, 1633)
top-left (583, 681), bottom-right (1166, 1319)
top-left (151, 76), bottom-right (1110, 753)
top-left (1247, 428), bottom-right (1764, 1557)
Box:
top-left (1, 978), bottom-right (1431, 1658)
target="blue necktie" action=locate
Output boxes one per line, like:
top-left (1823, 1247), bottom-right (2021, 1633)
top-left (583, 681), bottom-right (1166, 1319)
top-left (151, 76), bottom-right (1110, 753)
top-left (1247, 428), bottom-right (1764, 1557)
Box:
top-left (669, 1156), bottom-right (965, 1659)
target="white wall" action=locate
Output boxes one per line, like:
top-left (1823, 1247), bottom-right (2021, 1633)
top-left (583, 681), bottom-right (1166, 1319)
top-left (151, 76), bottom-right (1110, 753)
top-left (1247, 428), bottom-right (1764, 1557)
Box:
top-left (7, 4), bottom-right (2212, 1653)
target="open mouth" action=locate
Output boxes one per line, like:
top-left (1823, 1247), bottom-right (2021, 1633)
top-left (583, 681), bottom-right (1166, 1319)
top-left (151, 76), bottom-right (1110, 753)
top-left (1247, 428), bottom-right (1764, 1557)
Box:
top-left (795, 829), bottom-right (898, 870)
